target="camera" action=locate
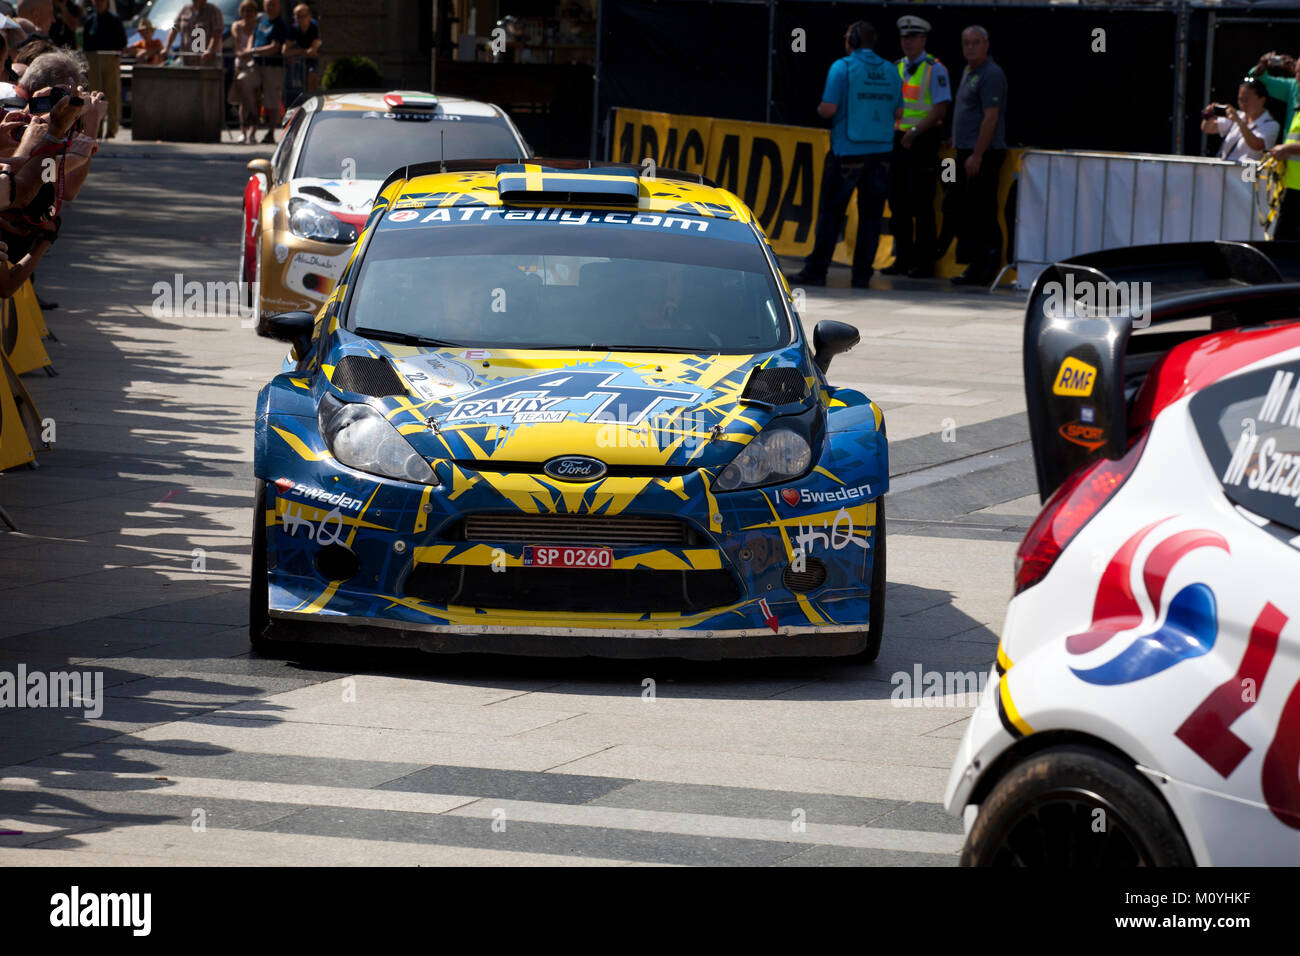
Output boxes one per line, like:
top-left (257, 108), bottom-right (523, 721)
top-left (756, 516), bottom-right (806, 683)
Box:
top-left (1212, 104), bottom-right (1229, 117)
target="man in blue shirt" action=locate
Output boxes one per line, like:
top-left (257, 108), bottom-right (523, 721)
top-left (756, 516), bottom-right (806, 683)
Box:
top-left (789, 20), bottom-right (903, 289)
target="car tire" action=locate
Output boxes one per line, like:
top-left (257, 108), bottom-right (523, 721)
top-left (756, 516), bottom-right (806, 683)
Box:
top-left (249, 479), bottom-right (280, 656)
top-left (962, 746), bottom-right (1195, 867)
top-left (846, 496), bottom-right (886, 662)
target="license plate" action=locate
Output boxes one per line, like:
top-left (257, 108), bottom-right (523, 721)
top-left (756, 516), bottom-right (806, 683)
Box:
top-left (522, 545), bottom-right (613, 569)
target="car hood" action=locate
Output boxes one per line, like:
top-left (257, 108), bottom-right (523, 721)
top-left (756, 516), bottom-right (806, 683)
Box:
top-left (289, 178), bottom-right (380, 224)
top-left (323, 337), bottom-right (817, 471)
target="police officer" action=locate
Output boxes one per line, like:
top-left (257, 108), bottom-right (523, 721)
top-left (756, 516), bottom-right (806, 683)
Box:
top-left (882, 16), bottom-right (950, 278)
top-left (789, 20), bottom-right (903, 289)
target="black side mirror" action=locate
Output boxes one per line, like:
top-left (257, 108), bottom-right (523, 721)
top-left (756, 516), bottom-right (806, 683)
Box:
top-left (265, 310), bottom-right (316, 358)
top-left (812, 320), bottom-right (860, 373)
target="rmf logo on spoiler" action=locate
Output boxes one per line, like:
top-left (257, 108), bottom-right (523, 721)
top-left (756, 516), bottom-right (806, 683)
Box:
top-left (1052, 357), bottom-right (1097, 397)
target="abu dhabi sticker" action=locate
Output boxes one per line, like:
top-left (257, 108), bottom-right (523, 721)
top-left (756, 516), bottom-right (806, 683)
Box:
top-left (389, 210), bottom-right (420, 222)
top-left (392, 354), bottom-right (478, 401)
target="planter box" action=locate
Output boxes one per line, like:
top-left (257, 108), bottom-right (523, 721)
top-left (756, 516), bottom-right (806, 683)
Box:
top-left (130, 64), bottom-right (224, 142)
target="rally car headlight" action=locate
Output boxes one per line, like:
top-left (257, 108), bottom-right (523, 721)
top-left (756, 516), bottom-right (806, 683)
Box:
top-left (289, 198), bottom-right (358, 244)
top-left (713, 427), bottom-right (812, 491)
top-left (318, 395), bottom-right (436, 483)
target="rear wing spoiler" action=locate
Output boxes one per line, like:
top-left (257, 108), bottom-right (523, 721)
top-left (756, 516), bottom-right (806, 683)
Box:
top-left (1025, 240), bottom-right (1300, 500)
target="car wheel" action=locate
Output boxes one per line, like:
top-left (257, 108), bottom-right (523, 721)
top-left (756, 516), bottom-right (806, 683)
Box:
top-left (962, 746), bottom-right (1194, 866)
top-left (846, 496), bottom-right (886, 662)
top-left (249, 479), bottom-right (279, 655)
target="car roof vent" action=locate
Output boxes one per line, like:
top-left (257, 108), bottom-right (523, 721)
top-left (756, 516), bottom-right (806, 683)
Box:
top-left (331, 355), bottom-right (407, 397)
top-left (495, 163), bottom-right (641, 206)
top-left (742, 366), bottom-right (810, 407)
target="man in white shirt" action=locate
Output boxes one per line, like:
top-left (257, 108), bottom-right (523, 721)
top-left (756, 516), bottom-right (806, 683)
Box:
top-left (1202, 77), bottom-right (1279, 162)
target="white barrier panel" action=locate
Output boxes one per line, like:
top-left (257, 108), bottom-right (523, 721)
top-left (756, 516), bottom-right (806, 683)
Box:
top-left (1014, 150), bottom-right (1269, 289)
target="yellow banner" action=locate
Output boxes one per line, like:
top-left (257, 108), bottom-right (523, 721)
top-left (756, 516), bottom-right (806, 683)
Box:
top-left (612, 107), bottom-right (1021, 278)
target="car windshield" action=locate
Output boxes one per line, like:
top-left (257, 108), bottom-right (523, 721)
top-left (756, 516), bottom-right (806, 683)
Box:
top-left (296, 113), bottom-right (523, 181)
top-left (346, 214), bottom-right (790, 353)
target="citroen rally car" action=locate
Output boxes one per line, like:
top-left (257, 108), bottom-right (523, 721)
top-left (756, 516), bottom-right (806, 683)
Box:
top-left (240, 90), bottom-right (528, 329)
top-left (250, 161), bottom-right (889, 660)
top-left (946, 241), bottom-right (1300, 865)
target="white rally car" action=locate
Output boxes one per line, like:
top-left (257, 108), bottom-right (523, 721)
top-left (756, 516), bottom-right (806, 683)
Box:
top-left (947, 241), bottom-right (1300, 866)
top-left (240, 90), bottom-right (529, 331)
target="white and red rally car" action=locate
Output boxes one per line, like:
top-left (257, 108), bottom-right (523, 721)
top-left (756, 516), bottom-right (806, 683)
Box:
top-left (947, 241), bottom-right (1300, 866)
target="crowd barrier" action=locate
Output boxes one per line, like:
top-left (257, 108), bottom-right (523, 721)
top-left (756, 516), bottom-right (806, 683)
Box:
top-left (610, 107), bottom-right (1021, 280)
top-left (0, 281), bottom-right (52, 473)
top-left (1013, 150), bottom-right (1269, 290)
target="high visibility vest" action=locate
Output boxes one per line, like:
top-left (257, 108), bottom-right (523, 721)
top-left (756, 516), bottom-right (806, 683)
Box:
top-left (896, 54), bottom-right (937, 131)
top-left (1287, 112), bottom-right (1300, 191)
top-left (842, 50), bottom-right (898, 145)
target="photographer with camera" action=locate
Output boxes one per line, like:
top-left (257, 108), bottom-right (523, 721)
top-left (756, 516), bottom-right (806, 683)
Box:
top-left (0, 50), bottom-right (104, 296)
top-left (1250, 51), bottom-right (1300, 133)
top-left (1201, 78), bottom-right (1278, 162)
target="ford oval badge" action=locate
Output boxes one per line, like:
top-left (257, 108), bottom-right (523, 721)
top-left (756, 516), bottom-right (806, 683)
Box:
top-left (543, 456), bottom-right (607, 482)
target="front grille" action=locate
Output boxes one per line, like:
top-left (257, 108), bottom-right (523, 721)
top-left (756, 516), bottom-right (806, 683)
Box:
top-left (451, 460), bottom-right (696, 479)
top-left (405, 565), bottom-right (740, 613)
top-left (331, 355), bottom-right (406, 397)
top-left (461, 513), bottom-right (691, 546)
top-left (783, 557), bottom-right (828, 593)
top-left (742, 366), bottom-right (809, 405)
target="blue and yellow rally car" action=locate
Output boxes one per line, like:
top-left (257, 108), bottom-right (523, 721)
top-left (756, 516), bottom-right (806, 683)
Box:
top-left (251, 161), bottom-right (890, 659)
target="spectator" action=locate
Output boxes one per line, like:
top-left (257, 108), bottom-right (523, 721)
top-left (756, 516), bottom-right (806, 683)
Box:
top-left (12, 35), bottom-right (57, 89)
top-left (252, 0), bottom-right (286, 143)
top-left (164, 0), bottom-right (223, 66)
top-left (0, 15), bottom-right (22, 92)
top-left (15, 0), bottom-right (51, 38)
top-left (1269, 111), bottom-right (1300, 239)
top-left (282, 2), bottom-right (319, 109)
top-left (47, 0), bottom-right (78, 48)
top-left (228, 0), bottom-right (260, 143)
top-left (81, 0), bottom-right (122, 52)
top-left (0, 25), bottom-right (14, 96)
top-left (0, 50), bottom-right (104, 295)
top-left (787, 20), bottom-right (901, 290)
top-left (948, 25), bottom-right (1007, 287)
top-left (1201, 79), bottom-right (1278, 163)
top-left (1250, 51), bottom-right (1300, 135)
top-left (81, 0), bottom-right (122, 137)
top-left (125, 17), bottom-right (163, 65)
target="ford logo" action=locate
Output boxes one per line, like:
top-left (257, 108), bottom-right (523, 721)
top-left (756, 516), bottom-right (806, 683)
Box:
top-left (543, 456), bottom-right (607, 482)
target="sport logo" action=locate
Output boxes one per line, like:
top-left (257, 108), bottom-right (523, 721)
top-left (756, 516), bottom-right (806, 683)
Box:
top-left (1066, 518), bottom-right (1228, 685)
top-left (780, 483), bottom-right (872, 507)
top-left (1059, 419), bottom-right (1105, 451)
top-left (447, 369), bottom-right (701, 426)
top-left (1052, 357), bottom-right (1097, 397)
top-left (274, 478), bottom-right (364, 512)
top-left (543, 456), bottom-right (607, 482)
